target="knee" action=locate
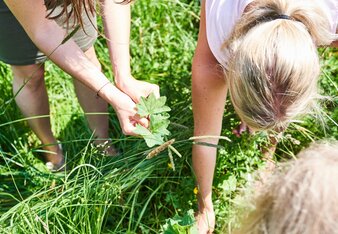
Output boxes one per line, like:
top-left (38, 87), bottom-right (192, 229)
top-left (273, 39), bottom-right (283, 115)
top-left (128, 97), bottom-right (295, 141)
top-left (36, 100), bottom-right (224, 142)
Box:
top-left (11, 64), bottom-right (45, 91)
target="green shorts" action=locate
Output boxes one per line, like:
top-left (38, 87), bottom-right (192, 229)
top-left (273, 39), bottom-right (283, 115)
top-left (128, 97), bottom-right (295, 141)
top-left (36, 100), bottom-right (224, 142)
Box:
top-left (0, 1), bottom-right (97, 65)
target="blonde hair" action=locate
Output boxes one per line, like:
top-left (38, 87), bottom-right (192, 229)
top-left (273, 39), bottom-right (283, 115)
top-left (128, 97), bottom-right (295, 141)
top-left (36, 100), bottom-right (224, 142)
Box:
top-left (225, 0), bottom-right (337, 131)
top-left (236, 141), bottom-right (338, 234)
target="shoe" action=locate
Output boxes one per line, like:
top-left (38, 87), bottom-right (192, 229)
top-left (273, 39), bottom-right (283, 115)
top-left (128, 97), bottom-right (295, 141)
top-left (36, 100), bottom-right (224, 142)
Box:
top-left (44, 143), bottom-right (67, 172)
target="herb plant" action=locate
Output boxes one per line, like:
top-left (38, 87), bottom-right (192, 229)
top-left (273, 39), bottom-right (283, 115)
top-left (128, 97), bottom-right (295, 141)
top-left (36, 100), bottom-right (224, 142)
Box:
top-left (134, 93), bottom-right (171, 147)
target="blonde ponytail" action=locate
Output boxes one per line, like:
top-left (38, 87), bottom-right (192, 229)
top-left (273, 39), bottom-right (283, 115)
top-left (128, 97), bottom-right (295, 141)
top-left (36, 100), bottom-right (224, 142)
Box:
top-left (224, 0), bottom-right (335, 131)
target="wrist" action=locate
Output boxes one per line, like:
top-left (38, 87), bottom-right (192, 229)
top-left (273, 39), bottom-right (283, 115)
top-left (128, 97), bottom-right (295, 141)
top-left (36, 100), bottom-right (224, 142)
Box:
top-left (113, 64), bottom-right (131, 82)
top-left (114, 73), bottom-right (134, 87)
top-left (98, 82), bottom-right (126, 107)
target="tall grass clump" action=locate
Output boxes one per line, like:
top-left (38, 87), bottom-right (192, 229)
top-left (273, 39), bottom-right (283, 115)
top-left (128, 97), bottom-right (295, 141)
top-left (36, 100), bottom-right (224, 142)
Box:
top-left (1, 0), bottom-right (198, 233)
top-left (0, 0), bottom-right (337, 233)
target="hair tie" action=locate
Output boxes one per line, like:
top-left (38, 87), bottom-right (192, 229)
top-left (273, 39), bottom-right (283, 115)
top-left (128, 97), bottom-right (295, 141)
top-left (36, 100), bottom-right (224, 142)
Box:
top-left (276, 14), bottom-right (291, 20)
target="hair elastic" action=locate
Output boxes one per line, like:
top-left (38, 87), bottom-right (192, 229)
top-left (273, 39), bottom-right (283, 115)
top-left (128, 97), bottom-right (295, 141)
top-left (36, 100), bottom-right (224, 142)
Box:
top-left (275, 14), bottom-right (291, 20)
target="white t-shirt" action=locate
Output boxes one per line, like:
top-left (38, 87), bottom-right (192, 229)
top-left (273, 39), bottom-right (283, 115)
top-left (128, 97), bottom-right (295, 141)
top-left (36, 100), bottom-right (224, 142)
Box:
top-left (320, 0), bottom-right (338, 33)
top-left (205, 0), bottom-right (338, 68)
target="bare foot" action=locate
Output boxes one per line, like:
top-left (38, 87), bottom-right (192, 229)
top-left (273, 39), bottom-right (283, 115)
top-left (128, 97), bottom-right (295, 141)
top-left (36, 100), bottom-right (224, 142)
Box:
top-left (195, 209), bottom-right (215, 234)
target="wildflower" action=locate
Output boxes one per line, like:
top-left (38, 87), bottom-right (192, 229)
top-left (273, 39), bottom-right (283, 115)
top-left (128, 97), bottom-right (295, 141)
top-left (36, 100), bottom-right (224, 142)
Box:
top-left (193, 187), bottom-right (198, 195)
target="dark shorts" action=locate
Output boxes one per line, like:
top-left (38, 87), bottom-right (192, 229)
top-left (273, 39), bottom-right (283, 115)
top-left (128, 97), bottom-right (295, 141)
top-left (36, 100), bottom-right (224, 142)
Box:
top-left (0, 1), bottom-right (97, 65)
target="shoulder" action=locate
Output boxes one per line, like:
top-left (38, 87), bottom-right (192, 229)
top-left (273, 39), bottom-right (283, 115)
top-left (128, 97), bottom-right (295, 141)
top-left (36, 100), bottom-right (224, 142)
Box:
top-left (204, 0), bottom-right (254, 67)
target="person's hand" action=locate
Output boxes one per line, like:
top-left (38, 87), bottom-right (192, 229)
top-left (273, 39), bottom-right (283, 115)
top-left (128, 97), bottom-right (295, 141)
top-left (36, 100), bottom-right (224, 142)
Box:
top-left (115, 75), bottom-right (160, 103)
top-left (195, 208), bottom-right (215, 234)
top-left (232, 121), bottom-right (255, 137)
top-left (96, 81), bottom-right (149, 135)
top-left (112, 92), bottom-right (149, 135)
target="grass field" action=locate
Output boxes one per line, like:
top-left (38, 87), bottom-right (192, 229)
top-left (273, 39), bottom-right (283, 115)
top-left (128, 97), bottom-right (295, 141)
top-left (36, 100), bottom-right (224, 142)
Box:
top-left (0, 0), bottom-right (337, 233)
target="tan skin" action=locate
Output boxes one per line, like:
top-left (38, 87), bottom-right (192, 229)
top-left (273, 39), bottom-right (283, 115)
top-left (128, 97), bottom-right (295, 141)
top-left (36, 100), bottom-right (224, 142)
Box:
top-left (5, 0), bottom-right (160, 168)
top-left (192, 1), bottom-right (226, 232)
top-left (192, 1), bottom-right (338, 233)
top-left (12, 46), bottom-right (107, 166)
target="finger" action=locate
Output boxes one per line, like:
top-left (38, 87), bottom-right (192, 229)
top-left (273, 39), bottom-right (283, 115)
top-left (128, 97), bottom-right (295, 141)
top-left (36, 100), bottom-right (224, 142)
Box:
top-left (122, 125), bottom-right (138, 136)
top-left (133, 95), bottom-right (141, 104)
top-left (138, 117), bottom-right (149, 128)
top-left (133, 114), bottom-right (149, 128)
top-left (152, 85), bottom-right (160, 99)
top-left (122, 118), bottom-right (140, 136)
top-left (248, 127), bottom-right (255, 135)
top-left (239, 122), bottom-right (247, 134)
top-left (232, 128), bottom-right (241, 138)
top-left (232, 122), bottom-right (247, 137)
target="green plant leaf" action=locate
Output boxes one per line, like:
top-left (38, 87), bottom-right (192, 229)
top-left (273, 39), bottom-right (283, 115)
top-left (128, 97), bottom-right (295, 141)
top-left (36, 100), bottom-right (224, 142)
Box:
top-left (161, 209), bottom-right (198, 234)
top-left (135, 94), bottom-right (171, 148)
top-left (150, 114), bottom-right (170, 135)
top-left (137, 93), bottom-right (171, 117)
top-left (218, 175), bottom-right (237, 195)
top-left (134, 124), bottom-right (164, 147)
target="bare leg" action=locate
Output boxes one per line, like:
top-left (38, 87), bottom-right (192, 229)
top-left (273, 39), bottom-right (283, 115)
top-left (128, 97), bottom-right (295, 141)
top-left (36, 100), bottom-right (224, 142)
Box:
top-left (11, 64), bottom-right (64, 166)
top-left (192, 1), bottom-right (228, 232)
top-left (73, 47), bottom-right (108, 139)
top-left (73, 46), bottom-right (117, 155)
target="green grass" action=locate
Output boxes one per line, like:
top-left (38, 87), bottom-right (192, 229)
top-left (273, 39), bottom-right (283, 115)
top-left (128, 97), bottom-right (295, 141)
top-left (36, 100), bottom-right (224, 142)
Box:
top-left (1, 0), bottom-right (338, 233)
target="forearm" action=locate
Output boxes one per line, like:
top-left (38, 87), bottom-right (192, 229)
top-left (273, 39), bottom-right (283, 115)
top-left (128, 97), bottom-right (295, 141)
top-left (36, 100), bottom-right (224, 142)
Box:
top-left (34, 30), bottom-right (131, 108)
top-left (35, 26), bottom-right (109, 92)
top-left (100, 0), bottom-right (132, 81)
top-left (191, 0), bottom-right (227, 207)
top-left (192, 55), bottom-right (228, 210)
top-left (4, 0), bottom-right (111, 92)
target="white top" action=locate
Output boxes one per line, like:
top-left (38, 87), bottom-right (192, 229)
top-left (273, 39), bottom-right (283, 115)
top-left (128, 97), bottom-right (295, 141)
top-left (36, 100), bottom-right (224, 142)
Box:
top-left (205, 0), bottom-right (338, 68)
top-left (320, 0), bottom-right (338, 34)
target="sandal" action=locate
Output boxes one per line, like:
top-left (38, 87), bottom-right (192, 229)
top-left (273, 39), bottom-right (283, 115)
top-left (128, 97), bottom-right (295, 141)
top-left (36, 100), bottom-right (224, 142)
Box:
top-left (43, 143), bottom-right (67, 172)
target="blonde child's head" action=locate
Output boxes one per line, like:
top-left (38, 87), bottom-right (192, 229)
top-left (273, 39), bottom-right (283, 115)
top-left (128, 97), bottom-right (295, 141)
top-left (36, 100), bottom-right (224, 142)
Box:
top-left (225, 0), bottom-right (337, 131)
top-left (236, 140), bottom-right (338, 234)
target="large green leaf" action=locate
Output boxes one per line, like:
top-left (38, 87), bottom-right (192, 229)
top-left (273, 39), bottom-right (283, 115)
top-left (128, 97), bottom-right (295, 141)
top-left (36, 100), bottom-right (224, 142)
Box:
top-left (137, 93), bottom-right (171, 117)
top-left (134, 94), bottom-right (171, 147)
top-left (134, 124), bottom-right (164, 147)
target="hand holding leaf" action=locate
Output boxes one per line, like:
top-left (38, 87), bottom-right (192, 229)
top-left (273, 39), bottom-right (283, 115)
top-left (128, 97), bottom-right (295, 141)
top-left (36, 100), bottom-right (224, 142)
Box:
top-left (133, 93), bottom-right (171, 147)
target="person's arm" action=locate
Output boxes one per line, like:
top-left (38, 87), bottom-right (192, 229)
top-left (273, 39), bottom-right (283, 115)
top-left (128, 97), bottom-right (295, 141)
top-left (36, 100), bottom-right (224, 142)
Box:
top-left (4, 0), bottom-right (147, 135)
top-left (100, 0), bottom-right (160, 102)
top-left (192, 0), bottom-right (228, 232)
